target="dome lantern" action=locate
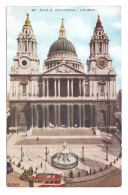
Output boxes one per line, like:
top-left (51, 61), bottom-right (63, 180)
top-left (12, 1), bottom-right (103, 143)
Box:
top-left (59, 18), bottom-right (66, 39)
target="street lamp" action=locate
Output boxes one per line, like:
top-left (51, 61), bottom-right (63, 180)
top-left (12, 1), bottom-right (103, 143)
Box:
top-left (21, 147), bottom-right (23, 162)
top-left (106, 146), bottom-right (108, 161)
top-left (45, 147), bottom-right (48, 162)
top-left (82, 146), bottom-right (84, 161)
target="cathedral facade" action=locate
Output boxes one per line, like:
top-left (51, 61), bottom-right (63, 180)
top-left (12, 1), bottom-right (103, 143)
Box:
top-left (9, 14), bottom-right (117, 133)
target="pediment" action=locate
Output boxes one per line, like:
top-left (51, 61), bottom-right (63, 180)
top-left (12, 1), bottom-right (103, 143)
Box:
top-left (44, 63), bottom-right (84, 75)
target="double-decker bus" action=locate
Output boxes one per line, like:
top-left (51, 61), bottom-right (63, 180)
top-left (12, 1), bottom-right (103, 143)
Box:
top-left (33, 173), bottom-right (65, 187)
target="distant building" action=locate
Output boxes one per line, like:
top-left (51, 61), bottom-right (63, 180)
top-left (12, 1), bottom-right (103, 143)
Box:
top-left (116, 89), bottom-right (122, 113)
top-left (7, 92), bottom-right (10, 110)
top-left (118, 89), bottom-right (122, 112)
top-left (9, 14), bottom-right (117, 133)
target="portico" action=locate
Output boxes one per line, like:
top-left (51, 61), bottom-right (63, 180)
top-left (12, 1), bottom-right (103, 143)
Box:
top-left (40, 76), bottom-right (87, 98)
top-left (30, 103), bottom-right (94, 129)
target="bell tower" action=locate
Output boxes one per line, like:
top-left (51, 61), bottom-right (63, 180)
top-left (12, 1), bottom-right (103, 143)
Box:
top-left (87, 15), bottom-right (115, 74)
top-left (10, 13), bottom-right (40, 74)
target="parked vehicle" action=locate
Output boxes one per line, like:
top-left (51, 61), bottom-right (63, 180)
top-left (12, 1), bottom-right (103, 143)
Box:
top-left (7, 162), bottom-right (13, 174)
top-left (19, 171), bottom-right (34, 182)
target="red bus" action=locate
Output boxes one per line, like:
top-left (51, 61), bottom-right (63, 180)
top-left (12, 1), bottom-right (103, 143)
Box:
top-left (33, 173), bottom-right (65, 187)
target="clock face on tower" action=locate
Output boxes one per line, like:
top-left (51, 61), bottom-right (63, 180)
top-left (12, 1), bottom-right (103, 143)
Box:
top-left (96, 57), bottom-right (108, 69)
top-left (22, 60), bottom-right (28, 66)
top-left (19, 57), bottom-right (29, 68)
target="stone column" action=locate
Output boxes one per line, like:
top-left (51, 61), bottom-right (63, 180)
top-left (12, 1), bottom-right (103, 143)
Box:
top-left (54, 105), bottom-right (57, 127)
top-left (10, 80), bottom-right (12, 98)
top-left (12, 107), bottom-right (15, 127)
top-left (92, 106), bottom-right (95, 126)
top-left (46, 105), bottom-right (49, 127)
top-left (34, 106), bottom-right (38, 128)
top-left (58, 105), bottom-right (60, 127)
top-left (58, 79), bottom-right (60, 97)
top-left (15, 81), bottom-right (17, 97)
top-left (79, 79), bottom-right (81, 96)
top-left (71, 79), bottom-right (73, 97)
top-left (106, 43), bottom-right (107, 53)
top-left (32, 106), bottom-right (35, 127)
top-left (91, 43), bottom-right (94, 54)
top-left (42, 79), bottom-right (45, 97)
top-left (90, 44), bottom-right (92, 55)
top-left (82, 105), bottom-right (85, 127)
top-left (103, 43), bottom-right (105, 53)
top-left (78, 105), bottom-right (81, 127)
top-left (15, 106), bottom-right (17, 128)
top-left (89, 80), bottom-right (92, 97)
top-left (101, 42), bottom-right (103, 53)
top-left (36, 106), bottom-right (39, 128)
top-left (42, 106), bottom-right (46, 128)
top-left (31, 106), bottom-right (33, 128)
top-left (83, 79), bottom-right (86, 96)
top-left (54, 79), bottom-right (56, 97)
top-left (92, 79), bottom-right (94, 97)
top-left (82, 79), bottom-right (84, 97)
top-left (90, 105), bottom-right (93, 127)
top-left (47, 79), bottom-right (49, 97)
top-left (71, 105), bottom-right (73, 127)
top-left (13, 81), bottom-right (15, 97)
top-left (67, 105), bottom-right (70, 128)
top-left (31, 80), bottom-right (33, 96)
top-left (113, 79), bottom-right (116, 98)
top-left (27, 41), bottom-right (29, 52)
top-left (34, 41), bottom-right (35, 53)
top-left (67, 79), bottom-right (69, 97)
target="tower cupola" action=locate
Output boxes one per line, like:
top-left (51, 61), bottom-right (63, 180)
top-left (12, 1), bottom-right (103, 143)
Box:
top-left (11, 13), bottom-right (40, 75)
top-left (89, 15), bottom-right (109, 59)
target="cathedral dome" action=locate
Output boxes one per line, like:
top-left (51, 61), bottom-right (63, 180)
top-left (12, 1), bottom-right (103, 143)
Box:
top-left (48, 38), bottom-right (76, 54)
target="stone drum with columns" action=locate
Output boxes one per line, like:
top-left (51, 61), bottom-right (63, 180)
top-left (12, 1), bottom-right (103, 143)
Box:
top-left (9, 14), bottom-right (116, 133)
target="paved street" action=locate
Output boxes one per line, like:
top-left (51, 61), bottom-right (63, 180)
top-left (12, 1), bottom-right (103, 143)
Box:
top-left (7, 172), bottom-right (29, 187)
top-left (7, 167), bottom-right (121, 187)
top-left (66, 167), bottom-right (122, 187)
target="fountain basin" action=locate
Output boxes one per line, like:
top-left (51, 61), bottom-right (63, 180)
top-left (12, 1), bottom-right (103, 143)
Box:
top-left (51, 152), bottom-right (78, 170)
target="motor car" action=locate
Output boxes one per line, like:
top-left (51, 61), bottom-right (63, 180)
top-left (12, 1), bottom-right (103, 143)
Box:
top-left (19, 171), bottom-right (34, 182)
top-left (7, 162), bottom-right (13, 174)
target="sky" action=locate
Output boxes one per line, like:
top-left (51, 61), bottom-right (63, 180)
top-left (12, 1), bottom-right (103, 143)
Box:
top-left (7, 6), bottom-right (121, 92)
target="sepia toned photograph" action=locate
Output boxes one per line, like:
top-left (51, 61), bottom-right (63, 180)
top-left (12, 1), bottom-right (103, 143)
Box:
top-left (6, 6), bottom-right (121, 187)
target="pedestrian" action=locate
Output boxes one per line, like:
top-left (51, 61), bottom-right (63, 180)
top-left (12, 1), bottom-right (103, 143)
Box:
top-left (69, 170), bottom-right (73, 178)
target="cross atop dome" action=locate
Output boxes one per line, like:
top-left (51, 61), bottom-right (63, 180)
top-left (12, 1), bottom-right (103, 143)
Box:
top-left (59, 18), bottom-right (66, 39)
top-left (61, 18), bottom-right (64, 28)
top-left (25, 13), bottom-right (31, 26)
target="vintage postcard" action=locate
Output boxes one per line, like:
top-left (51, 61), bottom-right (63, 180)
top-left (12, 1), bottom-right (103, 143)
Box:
top-left (7, 6), bottom-right (121, 187)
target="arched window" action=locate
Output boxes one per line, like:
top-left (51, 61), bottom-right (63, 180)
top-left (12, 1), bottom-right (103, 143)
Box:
top-left (85, 83), bottom-right (89, 96)
top-left (25, 42), bottom-right (27, 52)
top-left (93, 42), bottom-right (95, 53)
top-left (22, 83), bottom-right (26, 94)
top-left (99, 42), bottom-right (102, 52)
top-left (100, 84), bottom-right (105, 94)
top-left (32, 41), bottom-right (34, 52)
